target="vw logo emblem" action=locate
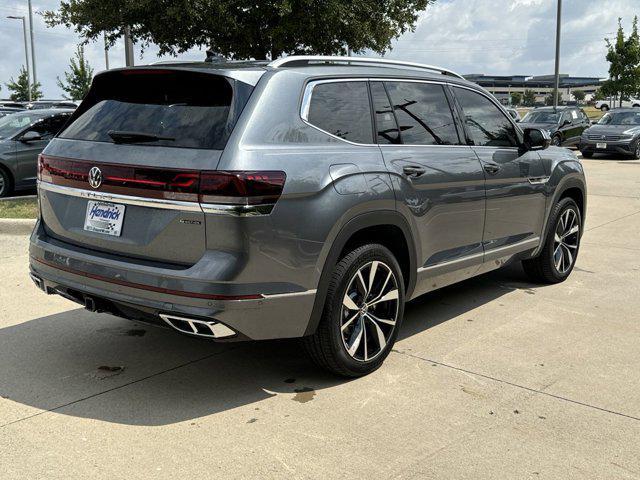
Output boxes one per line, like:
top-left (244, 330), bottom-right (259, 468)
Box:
top-left (88, 167), bottom-right (102, 189)
top-left (601, 135), bottom-right (606, 140)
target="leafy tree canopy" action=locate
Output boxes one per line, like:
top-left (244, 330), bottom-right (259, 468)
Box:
top-left (522, 89), bottom-right (536, 107)
top-left (5, 66), bottom-right (42, 101)
top-left (510, 91), bottom-right (522, 106)
top-left (45, 0), bottom-right (433, 60)
top-left (572, 89), bottom-right (586, 102)
top-left (57, 46), bottom-right (94, 100)
top-left (603, 16), bottom-right (640, 105)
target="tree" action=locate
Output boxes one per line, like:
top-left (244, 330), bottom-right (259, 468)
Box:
top-left (57, 46), bottom-right (94, 100)
top-left (5, 66), bottom-right (42, 101)
top-left (572, 90), bottom-right (586, 103)
top-left (44, 0), bottom-right (433, 60)
top-left (602, 16), bottom-right (640, 107)
top-left (510, 92), bottom-right (522, 106)
top-left (544, 89), bottom-right (560, 106)
top-left (522, 89), bottom-right (536, 107)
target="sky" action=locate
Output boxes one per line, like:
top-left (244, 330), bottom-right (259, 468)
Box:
top-left (0, 0), bottom-right (637, 98)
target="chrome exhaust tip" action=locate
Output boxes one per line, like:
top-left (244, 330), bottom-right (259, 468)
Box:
top-left (159, 314), bottom-right (236, 339)
top-left (29, 272), bottom-right (45, 291)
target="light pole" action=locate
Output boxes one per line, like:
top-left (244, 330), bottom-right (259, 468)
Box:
top-left (124, 26), bottom-right (134, 66)
top-left (7, 15), bottom-right (32, 101)
top-left (553, 0), bottom-right (562, 110)
top-left (104, 32), bottom-right (110, 70)
top-left (27, 0), bottom-right (37, 86)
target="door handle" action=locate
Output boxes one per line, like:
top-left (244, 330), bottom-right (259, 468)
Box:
top-left (402, 165), bottom-right (426, 177)
top-left (483, 162), bottom-right (501, 175)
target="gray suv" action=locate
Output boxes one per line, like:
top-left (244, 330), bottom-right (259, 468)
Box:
top-left (29, 56), bottom-right (586, 376)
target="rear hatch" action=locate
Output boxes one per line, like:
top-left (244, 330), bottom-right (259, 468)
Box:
top-left (38, 67), bottom-right (254, 265)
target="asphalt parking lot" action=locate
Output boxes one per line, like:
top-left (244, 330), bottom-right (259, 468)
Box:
top-left (1, 153), bottom-right (639, 479)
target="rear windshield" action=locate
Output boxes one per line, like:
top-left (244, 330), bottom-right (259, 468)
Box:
top-left (60, 70), bottom-right (251, 149)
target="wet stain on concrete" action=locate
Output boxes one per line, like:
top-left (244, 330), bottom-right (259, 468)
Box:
top-left (513, 409), bottom-right (520, 414)
top-left (292, 387), bottom-right (316, 403)
top-left (247, 418), bottom-right (258, 424)
top-left (91, 365), bottom-right (125, 380)
top-left (574, 266), bottom-right (595, 274)
top-left (525, 289), bottom-right (536, 295)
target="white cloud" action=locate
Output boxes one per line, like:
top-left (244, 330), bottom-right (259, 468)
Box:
top-left (0, 0), bottom-right (636, 98)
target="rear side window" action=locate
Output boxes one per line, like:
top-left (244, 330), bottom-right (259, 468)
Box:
top-left (371, 82), bottom-right (400, 144)
top-left (60, 70), bottom-right (247, 149)
top-left (306, 81), bottom-right (373, 144)
top-left (384, 82), bottom-right (459, 145)
top-left (453, 87), bottom-right (519, 147)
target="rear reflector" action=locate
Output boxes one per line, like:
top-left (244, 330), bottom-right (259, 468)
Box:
top-left (38, 155), bottom-right (286, 207)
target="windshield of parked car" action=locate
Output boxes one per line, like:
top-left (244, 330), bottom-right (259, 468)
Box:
top-left (521, 111), bottom-right (561, 123)
top-left (0, 112), bottom-right (41, 140)
top-left (597, 111), bottom-right (640, 125)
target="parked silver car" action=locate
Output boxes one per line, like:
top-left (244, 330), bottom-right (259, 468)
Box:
top-left (0, 109), bottom-right (73, 197)
top-left (29, 57), bottom-right (586, 376)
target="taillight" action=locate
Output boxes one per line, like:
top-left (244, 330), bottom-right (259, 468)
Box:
top-left (199, 171), bottom-right (286, 205)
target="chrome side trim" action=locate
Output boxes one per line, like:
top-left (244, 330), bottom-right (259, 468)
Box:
top-left (269, 55), bottom-right (465, 79)
top-left (200, 203), bottom-right (276, 216)
top-left (417, 237), bottom-right (541, 273)
top-left (528, 176), bottom-right (550, 185)
top-left (262, 289), bottom-right (317, 299)
top-left (38, 181), bottom-right (202, 212)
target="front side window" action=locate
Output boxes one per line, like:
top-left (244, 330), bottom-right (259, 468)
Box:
top-left (384, 82), bottom-right (459, 145)
top-left (454, 87), bottom-right (519, 147)
top-left (306, 81), bottom-right (373, 144)
top-left (29, 114), bottom-right (71, 140)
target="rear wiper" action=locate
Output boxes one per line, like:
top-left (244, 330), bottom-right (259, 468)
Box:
top-left (107, 130), bottom-right (175, 144)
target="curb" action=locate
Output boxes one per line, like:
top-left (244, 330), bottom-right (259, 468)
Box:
top-left (0, 218), bottom-right (36, 235)
top-left (0, 195), bottom-right (37, 202)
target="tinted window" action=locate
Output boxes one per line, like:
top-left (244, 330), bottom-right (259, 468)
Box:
top-left (307, 82), bottom-right (373, 144)
top-left (61, 71), bottom-right (239, 149)
top-left (454, 87), bottom-right (519, 147)
top-left (370, 82), bottom-right (400, 144)
top-left (29, 114), bottom-right (70, 140)
top-left (384, 82), bottom-right (459, 145)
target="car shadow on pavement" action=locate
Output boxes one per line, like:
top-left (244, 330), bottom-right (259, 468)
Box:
top-left (0, 263), bottom-right (541, 427)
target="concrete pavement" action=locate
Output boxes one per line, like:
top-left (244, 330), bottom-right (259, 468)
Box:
top-left (1, 154), bottom-right (639, 479)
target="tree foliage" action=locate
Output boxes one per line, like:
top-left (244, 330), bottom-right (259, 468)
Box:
top-left (45, 0), bottom-right (433, 60)
top-left (522, 89), bottom-right (536, 107)
top-left (57, 46), bottom-right (94, 100)
top-left (601, 16), bottom-right (640, 106)
top-left (572, 89), bottom-right (586, 103)
top-left (5, 66), bottom-right (42, 101)
top-left (510, 92), bottom-right (522, 106)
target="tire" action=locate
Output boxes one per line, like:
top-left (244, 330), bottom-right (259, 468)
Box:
top-left (0, 168), bottom-right (13, 198)
top-left (632, 104), bottom-right (640, 108)
top-left (581, 151), bottom-right (593, 158)
top-left (522, 197), bottom-right (581, 284)
top-left (304, 244), bottom-right (405, 377)
top-left (600, 105), bottom-right (609, 112)
top-left (551, 135), bottom-right (562, 147)
top-left (633, 141), bottom-right (640, 160)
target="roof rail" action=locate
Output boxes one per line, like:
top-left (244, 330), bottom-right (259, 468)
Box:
top-left (268, 55), bottom-right (464, 80)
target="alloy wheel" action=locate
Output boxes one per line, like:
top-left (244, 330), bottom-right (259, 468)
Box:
top-left (340, 260), bottom-right (399, 362)
top-left (0, 174), bottom-right (5, 196)
top-left (553, 208), bottom-right (580, 274)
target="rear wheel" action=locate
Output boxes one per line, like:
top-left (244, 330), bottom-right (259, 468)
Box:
top-left (600, 105), bottom-right (609, 112)
top-left (304, 244), bottom-right (405, 377)
top-left (551, 135), bottom-right (562, 147)
top-left (581, 151), bottom-right (593, 158)
top-left (522, 198), bottom-right (581, 283)
top-left (0, 168), bottom-right (13, 198)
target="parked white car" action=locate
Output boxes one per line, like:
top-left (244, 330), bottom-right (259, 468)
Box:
top-left (595, 97), bottom-right (640, 111)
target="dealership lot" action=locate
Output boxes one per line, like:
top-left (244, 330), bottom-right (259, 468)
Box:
top-left (1, 154), bottom-right (639, 479)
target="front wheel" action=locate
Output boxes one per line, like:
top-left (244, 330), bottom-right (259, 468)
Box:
top-left (0, 169), bottom-right (12, 198)
top-left (551, 135), bottom-right (562, 147)
top-left (304, 244), bottom-right (405, 377)
top-left (633, 141), bottom-right (640, 160)
top-left (522, 198), bottom-right (581, 283)
top-left (600, 105), bottom-right (609, 112)
top-left (581, 151), bottom-right (593, 158)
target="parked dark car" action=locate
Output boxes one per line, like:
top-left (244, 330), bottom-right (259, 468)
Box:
top-left (0, 109), bottom-right (73, 197)
top-left (24, 100), bottom-right (78, 110)
top-left (29, 57), bottom-right (586, 376)
top-left (579, 108), bottom-right (640, 159)
top-left (520, 106), bottom-right (591, 147)
top-left (0, 101), bottom-right (26, 109)
top-left (0, 107), bottom-right (25, 118)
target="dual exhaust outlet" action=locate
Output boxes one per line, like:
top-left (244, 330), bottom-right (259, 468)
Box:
top-left (29, 272), bottom-right (236, 339)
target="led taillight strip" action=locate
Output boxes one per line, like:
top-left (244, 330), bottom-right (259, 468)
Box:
top-left (38, 155), bottom-right (286, 207)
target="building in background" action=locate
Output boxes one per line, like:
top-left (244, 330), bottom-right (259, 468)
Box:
top-left (464, 74), bottom-right (604, 105)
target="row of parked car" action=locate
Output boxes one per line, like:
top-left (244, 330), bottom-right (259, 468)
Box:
top-left (0, 100), bottom-right (78, 119)
top-left (506, 105), bottom-right (640, 159)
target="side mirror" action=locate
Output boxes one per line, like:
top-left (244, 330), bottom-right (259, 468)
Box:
top-left (19, 131), bottom-right (42, 143)
top-left (523, 128), bottom-right (551, 151)
top-left (562, 119), bottom-right (571, 127)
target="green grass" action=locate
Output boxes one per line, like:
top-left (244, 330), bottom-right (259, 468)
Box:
top-left (0, 197), bottom-right (38, 219)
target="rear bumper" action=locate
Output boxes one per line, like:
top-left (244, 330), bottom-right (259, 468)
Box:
top-left (29, 221), bottom-right (316, 341)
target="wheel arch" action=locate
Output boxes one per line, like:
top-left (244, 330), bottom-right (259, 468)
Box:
top-left (303, 211), bottom-right (417, 336)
